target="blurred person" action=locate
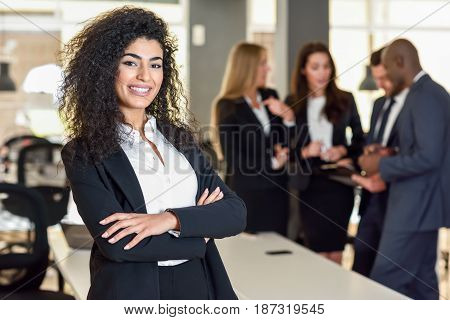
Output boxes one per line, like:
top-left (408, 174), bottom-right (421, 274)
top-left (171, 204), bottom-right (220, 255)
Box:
top-left (286, 42), bottom-right (364, 264)
top-left (212, 42), bottom-right (295, 236)
top-left (352, 47), bottom-right (407, 277)
top-left (353, 39), bottom-right (450, 299)
top-left (60, 6), bottom-right (246, 300)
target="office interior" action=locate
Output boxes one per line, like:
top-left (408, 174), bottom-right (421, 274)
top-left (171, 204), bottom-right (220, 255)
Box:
top-left (0, 0), bottom-right (449, 300)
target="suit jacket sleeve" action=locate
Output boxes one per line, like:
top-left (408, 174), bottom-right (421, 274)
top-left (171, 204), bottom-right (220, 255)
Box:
top-left (62, 145), bottom-right (207, 263)
top-left (170, 147), bottom-right (247, 239)
top-left (216, 99), bottom-right (244, 171)
top-left (380, 92), bottom-right (446, 182)
top-left (346, 93), bottom-right (365, 160)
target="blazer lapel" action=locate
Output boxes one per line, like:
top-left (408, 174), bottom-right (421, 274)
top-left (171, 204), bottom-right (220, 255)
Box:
top-left (239, 98), bottom-right (264, 129)
top-left (102, 148), bottom-right (147, 213)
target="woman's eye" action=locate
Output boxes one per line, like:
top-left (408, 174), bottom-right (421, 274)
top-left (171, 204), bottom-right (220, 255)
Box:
top-left (123, 61), bottom-right (137, 67)
top-left (151, 64), bottom-right (162, 69)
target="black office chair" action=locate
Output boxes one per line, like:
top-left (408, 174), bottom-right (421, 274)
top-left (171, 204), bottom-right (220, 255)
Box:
top-left (0, 135), bottom-right (50, 174)
top-left (0, 183), bottom-right (74, 299)
top-left (17, 143), bottom-right (69, 226)
top-left (17, 143), bottom-right (64, 186)
top-left (16, 144), bottom-right (70, 291)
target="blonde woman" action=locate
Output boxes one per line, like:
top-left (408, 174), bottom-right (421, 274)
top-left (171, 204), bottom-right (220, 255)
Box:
top-left (211, 42), bottom-right (294, 235)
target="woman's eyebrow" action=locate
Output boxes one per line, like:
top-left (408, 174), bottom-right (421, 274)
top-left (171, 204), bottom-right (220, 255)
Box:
top-left (123, 53), bottom-right (163, 61)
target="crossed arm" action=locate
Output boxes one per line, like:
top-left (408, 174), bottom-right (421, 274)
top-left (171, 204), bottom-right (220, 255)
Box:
top-left (62, 146), bottom-right (246, 263)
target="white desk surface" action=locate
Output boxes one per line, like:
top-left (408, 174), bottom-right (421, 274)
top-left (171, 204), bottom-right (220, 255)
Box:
top-left (47, 226), bottom-right (90, 300)
top-left (215, 232), bottom-right (407, 300)
top-left (48, 228), bottom-right (407, 300)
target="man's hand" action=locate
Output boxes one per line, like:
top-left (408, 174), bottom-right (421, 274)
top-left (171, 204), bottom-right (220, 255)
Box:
top-left (351, 173), bottom-right (387, 193)
top-left (358, 153), bottom-right (382, 176)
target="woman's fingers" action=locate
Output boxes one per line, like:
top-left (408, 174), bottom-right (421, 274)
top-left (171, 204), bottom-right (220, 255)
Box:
top-left (99, 212), bottom-right (132, 225)
top-left (101, 217), bottom-right (139, 238)
top-left (107, 225), bottom-right (141, 244)
top-left (196, 188), bottom-right (209, 205)
top-left (124, 232), bottom-right (146, 250)
top-left (203, 187), bottom-right (221, 205)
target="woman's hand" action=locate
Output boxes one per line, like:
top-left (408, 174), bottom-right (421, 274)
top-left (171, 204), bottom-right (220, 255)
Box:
top-left (263, 97), bottom-right (295, 122)
top-left (301, 140), bottom-right (323, 158)
top-left (197, 187), bottom-right (223, 243)
top-left (197, 186), bottom-right (223, 205)
top-left (100, 212), bottom-right (178, 250)
top-left (320, 145), bottom-right (347, 162)
top-left (274, 144), bottom-right (289, 169)
top-left (100, 187), bottom-right (224, 249)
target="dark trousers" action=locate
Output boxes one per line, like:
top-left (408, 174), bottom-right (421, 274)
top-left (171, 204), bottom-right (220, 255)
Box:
top-left (158, 258), bottom-right (212, 300)
top-left (352, 194), bottom-right (386, 276)
top-left (370, 230), bottom-right (439, 300)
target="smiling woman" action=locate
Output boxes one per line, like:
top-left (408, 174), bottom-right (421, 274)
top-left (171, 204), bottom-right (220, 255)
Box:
top-left (115, 39), bottom-right (164, 112)
top-left (58, 6), bottom-right (246, 300)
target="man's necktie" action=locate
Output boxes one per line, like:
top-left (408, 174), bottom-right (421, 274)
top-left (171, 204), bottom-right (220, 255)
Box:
top-left (375, 98), bottom-right (396, 143)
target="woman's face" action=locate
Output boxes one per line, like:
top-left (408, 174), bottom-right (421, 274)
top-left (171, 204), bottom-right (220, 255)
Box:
top-left (255, 51), bottom-right (270, 88)
top-left (115, 38), bottom-right (164, 112)
top-left (302, 52), bottom-right (332, 93)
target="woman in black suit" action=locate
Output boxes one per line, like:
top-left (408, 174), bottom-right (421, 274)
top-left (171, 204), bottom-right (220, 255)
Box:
top-left (285, 42), bottom-right (364, 263)
top-left (59, 7), bottom-right (246, 300)
top-left (212, 42), bottom-right (295, 236)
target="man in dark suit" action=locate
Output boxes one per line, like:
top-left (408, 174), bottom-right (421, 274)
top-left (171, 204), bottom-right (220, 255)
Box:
top-left (353, 39), bottom-right (450, 299)
top-left (352, 47), bottom-right (399, 277)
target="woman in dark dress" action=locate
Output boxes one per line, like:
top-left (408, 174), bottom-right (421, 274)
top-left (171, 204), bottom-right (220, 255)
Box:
top-left (286, 42), bottom-right (364, 263)
top-left (212, 42), bottom-right (296, 236)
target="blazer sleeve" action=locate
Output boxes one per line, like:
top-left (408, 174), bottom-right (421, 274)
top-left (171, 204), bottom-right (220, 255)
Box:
top-left (346, 94), bottom-right (365, 161)
top-left (170, 147), bottom-right (247, 239)
top-left (379, 92), bottom-right (446, 182)
top-left (216, 99), bottom-right (243, 171)
top-left (62, 144), bottom-right (206, 263)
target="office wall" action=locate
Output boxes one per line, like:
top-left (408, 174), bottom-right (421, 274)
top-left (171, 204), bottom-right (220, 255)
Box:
top-left (275, 0), bottom-right (329, 98)
top-left (188, 0), bottom-right (247, 127)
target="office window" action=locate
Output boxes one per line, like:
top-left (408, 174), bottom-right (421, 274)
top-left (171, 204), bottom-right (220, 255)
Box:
top-left (330, 0), bottom-right (450, 131)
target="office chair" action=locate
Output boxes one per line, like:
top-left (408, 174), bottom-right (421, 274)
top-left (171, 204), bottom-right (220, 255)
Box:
top-left (0, 135), bottom-right (50, 174)
top-left (0, 183), bottom-right (74, 299)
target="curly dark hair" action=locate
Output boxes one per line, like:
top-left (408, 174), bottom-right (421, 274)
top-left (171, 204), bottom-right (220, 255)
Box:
top-left (59, 6), bottom-right (198, 163)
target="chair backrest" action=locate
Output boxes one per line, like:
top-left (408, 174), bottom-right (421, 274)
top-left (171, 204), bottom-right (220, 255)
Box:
top-left (0, 183), bottom-right (49, 293)
top-left (1, 135), bottom-right (50, 164)
top-left (17, 143), bottom-right (65, 187)
top-left (32, 186), bottom-right (70, 226)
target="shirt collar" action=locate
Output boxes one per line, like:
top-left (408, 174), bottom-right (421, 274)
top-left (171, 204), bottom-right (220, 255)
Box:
top-left (392, 87), bottom-right (409, 106)
top-left (119, 116), bottom-right (157, 147)
top-left (413, 70), bottom-right (426, 83)
top-left (244, 92), bottom-right (263, 108)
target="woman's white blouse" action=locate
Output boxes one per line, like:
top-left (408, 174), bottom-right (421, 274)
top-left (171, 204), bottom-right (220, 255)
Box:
top-left (119, 116), bottom-right (198, 266)
top-left (307, 96), bottom-right (333, 150)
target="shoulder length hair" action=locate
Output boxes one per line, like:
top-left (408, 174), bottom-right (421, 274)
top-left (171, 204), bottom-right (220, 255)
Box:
top-left (210, 42), bottom-right (266, 160)
top-left (290, 42), bottom-right (349, 123)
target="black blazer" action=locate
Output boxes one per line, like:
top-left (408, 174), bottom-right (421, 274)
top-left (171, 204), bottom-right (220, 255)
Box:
top-left (62, 141), bottom-right (247, 300)
top-left (286, 91), bottom-right (364, 190)
top-left (217, 88), bottom-right (293, 191)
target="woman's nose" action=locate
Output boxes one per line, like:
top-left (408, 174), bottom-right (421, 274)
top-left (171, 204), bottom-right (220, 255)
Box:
top-left (137, 65), bottom-right (151, 82)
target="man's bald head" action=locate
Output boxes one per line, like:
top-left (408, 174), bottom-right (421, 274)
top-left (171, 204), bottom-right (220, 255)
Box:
top-left (382, 39), bottom-right (422, 96)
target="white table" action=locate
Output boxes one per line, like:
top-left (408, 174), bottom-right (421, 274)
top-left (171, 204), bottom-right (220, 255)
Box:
top-left (48, 229), bottom-right (407, 300)
top-left (47, 226), bottom-right (90, 300)
top-left (215, 232), bottom-right (407, 299)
